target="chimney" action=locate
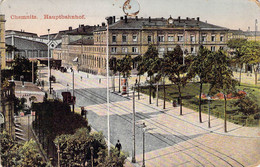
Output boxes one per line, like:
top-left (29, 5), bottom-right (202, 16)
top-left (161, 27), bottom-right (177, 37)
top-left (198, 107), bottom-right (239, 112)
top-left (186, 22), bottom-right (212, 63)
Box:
top-left (178, 16), bottom-right (181, 22)
top-left (149, 16), bottom-right (151, 22)
top-left (120, 16), bottom-right (123, 20)
top-left (197, 17), bottom-right (200, 21)
top-left (125, 15), bottom-right (127, 23)
top-left (69, 26), bottom-right (72, 31)
top-left (102, 22), bottom-right (106, 27)
top-left (136, 16), bottom-right (138, 20)
top-left (113, 16), bottom-right (116, 23)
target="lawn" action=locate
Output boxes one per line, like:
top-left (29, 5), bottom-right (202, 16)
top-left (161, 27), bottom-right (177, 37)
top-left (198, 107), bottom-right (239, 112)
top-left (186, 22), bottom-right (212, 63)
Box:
top-left (139, 82), bottom-right (260, 127)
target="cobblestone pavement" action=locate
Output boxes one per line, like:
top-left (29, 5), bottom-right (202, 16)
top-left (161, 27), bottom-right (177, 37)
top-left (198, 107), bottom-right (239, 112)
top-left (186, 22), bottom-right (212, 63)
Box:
top-left (40, 67), bottom-right (260, 167)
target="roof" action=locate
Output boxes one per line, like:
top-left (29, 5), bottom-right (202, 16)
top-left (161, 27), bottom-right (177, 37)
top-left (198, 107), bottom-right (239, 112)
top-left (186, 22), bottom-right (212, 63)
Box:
top-left (69, 38), bottom-right (94, 45)
top-left (244, 31), bottom-right (260, 37)
top-left (5, 30), bottom-right (38, 37)
top-left (104, 17), bottom-right (229, 31)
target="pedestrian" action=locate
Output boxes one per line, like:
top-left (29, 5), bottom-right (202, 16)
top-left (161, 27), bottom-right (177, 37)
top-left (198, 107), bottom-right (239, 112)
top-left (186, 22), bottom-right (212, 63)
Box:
top-left (99, 78), bottom-right (101, 84)
top-left (81, 107), bottom-right (85, 117)
top-left (115, 140), bottom-right (122, 156)
top-left (80, 76), bottom-right (83, 81)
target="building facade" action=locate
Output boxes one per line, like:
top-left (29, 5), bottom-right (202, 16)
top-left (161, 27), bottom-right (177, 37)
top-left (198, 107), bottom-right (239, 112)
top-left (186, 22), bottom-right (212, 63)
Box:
top-left (54, 16), bottom-right (230, 75)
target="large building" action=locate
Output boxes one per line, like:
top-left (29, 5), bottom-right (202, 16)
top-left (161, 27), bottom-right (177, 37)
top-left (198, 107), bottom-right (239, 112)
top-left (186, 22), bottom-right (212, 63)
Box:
top-left (54, 16), bottom-right (230, 75)
top-left (0, 14), bottom-right (6, 69)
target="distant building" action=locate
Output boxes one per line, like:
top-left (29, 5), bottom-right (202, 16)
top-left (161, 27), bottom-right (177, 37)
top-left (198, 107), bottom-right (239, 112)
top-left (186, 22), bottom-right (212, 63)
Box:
top-left (54, 16), bottom-right (230, 75)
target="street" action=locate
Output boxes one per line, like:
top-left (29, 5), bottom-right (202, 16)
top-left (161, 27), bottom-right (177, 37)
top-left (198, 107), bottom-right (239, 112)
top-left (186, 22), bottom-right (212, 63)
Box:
top-left (40, 67), bottom-right (260, 167)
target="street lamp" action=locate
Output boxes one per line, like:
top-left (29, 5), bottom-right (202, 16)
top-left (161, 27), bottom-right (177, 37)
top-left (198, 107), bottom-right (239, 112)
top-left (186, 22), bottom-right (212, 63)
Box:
top-left (71, 68), bottom-right (75, 113)
top-left (47, 29), bottom-right (52, 95)
top-left (207, 95), bottom-right (212, 128)
top-left (132, 86), bottom-right (136, 163)
top-left (142, 122), bottom-right (147, 167)
top-left (90, 146), bottom-right (94, 167)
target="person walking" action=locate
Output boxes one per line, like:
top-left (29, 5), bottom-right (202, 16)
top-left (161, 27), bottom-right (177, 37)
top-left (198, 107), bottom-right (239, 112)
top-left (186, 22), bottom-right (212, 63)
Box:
top-left (115, 140), bottom-right (122, 156)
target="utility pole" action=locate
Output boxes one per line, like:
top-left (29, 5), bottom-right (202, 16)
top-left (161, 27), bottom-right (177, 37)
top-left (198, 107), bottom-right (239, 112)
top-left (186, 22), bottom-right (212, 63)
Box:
top-left (255, 19), bottom-right (258, 42)
top-left (47, 29), bottom-right (51, 94)
top-left (132, 87), bottom-right (136, 163)
top-left (32, 61), bottom-right (34, 84)
top-left (106, 19), bottom-right (110, 155)
top-left (72, 69), bottom-right (75, 113)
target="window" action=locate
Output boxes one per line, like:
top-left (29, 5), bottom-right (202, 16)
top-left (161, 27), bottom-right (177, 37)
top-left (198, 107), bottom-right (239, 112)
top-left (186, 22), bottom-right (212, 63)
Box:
top-left (159, 47), bottom-right (165, 53)
top-left (132, 47), bottom-right (138, 53)
top-left (158, 35), bottom-right (165, 42)
top-left (122, 35), bottom-right (127, 43)
top-left (220, 35), bottom-right (224, 42)
top-left (202, 35), bottom-right (207, 42)
top-left (211, 46), bottom-right (215, 52)
top-left (111, 47), bottom-right (117, 53)
top-left (168, 47), bottom-right (174, 51)
top-left (133, 35), bottom-right (137, 42)
top-left (191, 47), bottom-right (195, 53)
top-left (168, 35), bottom-right (174, 42)
top-left (147, 35), bottom-right (152, 43)
top-left (112, 35), bottom-right (117, 43)
top-left (122, 47), bottom-right (128, 53)
top-left (219, 46), bottom-right (224, 50)
top-left (211, 35), bottom-right (216, 42)
top-left (178, 35), bottom-right (183, 42)
top-left (190, 35), bottom-right (195, 42)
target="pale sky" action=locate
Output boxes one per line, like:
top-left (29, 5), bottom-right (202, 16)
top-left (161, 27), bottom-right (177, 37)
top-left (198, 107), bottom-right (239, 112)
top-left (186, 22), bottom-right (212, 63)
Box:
top-left (1, 0), bottom-right (260, 35)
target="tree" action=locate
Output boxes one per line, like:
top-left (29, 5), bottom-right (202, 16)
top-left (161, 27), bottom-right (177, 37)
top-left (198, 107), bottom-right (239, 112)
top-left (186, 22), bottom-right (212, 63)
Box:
top-left (134, 55), bottom-right (143, 100)
top-left (232, 92), bottom-right (259, 116)
top-left (11, 55), bottom-right (38, 82)
top-left (227, 38), bottom-right (247, 85)
top-left (120, 55), bottom-right (132, 78)
top-left (54, 128), bottom-right (126, 167)
top-left (109, 57), bottom-right (117, 92)
top-left (208, 50), bottom-right (237, 132)
top-left (188, 45), bottom-right (212, 123)
top-left (241, 41), bottom-right (260, 85)
top-left (167, 45), bottom-right (191, 115)
top-left (138, 45), bottom-right (160, 104)
top-left (1, 131), bottom-right (47, 167)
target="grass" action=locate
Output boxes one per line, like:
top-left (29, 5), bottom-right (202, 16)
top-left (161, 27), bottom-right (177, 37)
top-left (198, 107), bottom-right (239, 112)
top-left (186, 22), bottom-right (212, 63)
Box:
top-left (139, 82), bottom-right (259, 127)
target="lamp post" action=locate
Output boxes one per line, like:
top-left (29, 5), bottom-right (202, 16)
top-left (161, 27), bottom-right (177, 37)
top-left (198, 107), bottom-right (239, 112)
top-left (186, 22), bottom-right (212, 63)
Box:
top-left (106, 18), bottom-right (110, 155)
top-left (47, 29), bottom-right (51, 94)
top-left (132, 87), bottom-right (136, 163)
top-left (142, 122), bottom-right (147, 167)
top-left (72, 68), bottom-right (75, 113)
top-left (207, 95), bottom-right (212, 128)
top-left (90, 146), bottom-right (94, 167)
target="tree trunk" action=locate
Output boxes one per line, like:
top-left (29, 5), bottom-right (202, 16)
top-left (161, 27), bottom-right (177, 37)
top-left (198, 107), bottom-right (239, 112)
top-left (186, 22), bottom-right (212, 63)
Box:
top-left (239, 64), bottom-right (243, 86)
top-left (118, 73), bottom-right (121, 93)
top-left (138, 75), bottom-right (140, 100)
top-left (178, 84), bottom-right (182, 115)
top-left (149, 76), bottom-right (152, 104)
top-left (254, 66), bottom-right (258, 85)
top-left (163, 77), bottom-right (166, 109)
top-left (156, 82), bottom-right (159, 106)
top-left (199, 82), bottom-right (203, 123)
top-left (113, 74), bottom-right (115, 92)
top-left (224, 94), bottom-right (227, 133)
